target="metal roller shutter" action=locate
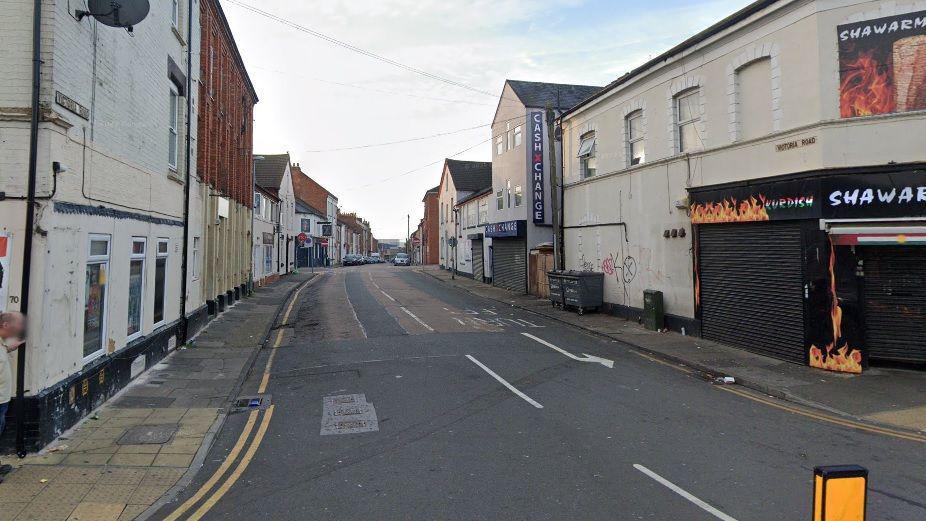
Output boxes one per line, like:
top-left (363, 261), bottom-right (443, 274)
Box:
top-left (472, 240), bottom-right (484, 282)
top-left (492, 238), bottom-right (526, 292)
top-left (698, 222), bottom-right (805, 363)
top-left (861, 247), bottom-right (926, 363)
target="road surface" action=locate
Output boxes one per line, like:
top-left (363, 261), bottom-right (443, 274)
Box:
top-left (154, 264), bottom-right (926, 521)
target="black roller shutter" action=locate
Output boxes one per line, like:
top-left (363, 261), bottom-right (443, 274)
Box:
top-left (698, 222), bottom-right (805, 363)
top-left (472, 240), bottom-right (484, 282)
top-left (861, 247), bottom-right (926, 363)
top-left (492, 238), bottom-right (526, 292)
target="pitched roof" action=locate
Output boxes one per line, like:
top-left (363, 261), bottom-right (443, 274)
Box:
top-left (295, 198), bottom-right (325, 217)
top-left (506, 80), bottom-right (603, 110)
top-left (422, 185), bottom-right (440, 202)
top-left (445, 159), bottom-right (492, 193)
top-left (254, 153), bottom-right (289, 192)
top-left (456, 187), bottom-right (492, 206)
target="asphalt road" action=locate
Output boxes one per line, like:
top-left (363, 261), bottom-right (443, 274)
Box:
top-left (154, 265), bottom-right (926, 521)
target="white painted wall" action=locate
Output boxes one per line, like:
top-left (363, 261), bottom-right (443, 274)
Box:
top-left (0, 0), bottom-right (202, 392)
top-left (561, 0), bottom-right (926, 320)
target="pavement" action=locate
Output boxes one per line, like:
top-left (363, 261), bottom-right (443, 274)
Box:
top-left (0, 272), bottom-right (316, 521)
top-left (419, 265), bottom-right (926, 434)
top-left (145, 264), bottom-right (925, 521)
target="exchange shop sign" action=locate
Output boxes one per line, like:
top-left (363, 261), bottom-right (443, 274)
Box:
top-left (485, 220), bottom-right (526, 238)
top-left (689, 170), bottom-right (926, 224)
top-left (528, 111), bottom-right (546, 224)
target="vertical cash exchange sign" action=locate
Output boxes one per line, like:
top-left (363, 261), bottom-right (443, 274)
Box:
top-left (530, 111), bottom-right (545, 224)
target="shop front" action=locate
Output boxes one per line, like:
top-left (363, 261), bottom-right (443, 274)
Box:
top-left (690, 167), bottom-right (926, 373)
top-left (486, 220), bottom-right (527, 293)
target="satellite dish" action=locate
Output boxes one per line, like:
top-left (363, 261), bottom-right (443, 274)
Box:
top-left (77, 0), bottom-right (150, 30)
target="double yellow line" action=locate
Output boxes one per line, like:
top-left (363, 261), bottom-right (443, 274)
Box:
top-left (631, 350), bottom-right (926, 445)
top-left (165, 277), bottom-right (317, 520)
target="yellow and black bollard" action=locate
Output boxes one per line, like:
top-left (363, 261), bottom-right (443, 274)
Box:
top-left (813, 465), bottom-right (868, 521)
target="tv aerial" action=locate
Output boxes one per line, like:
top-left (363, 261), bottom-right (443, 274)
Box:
top-left (76, 0), bottom-right (150, 32)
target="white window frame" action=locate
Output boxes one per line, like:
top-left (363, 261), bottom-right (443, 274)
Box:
top-left (676, 89), bottom-right (702, 153)
top-left (153, 238), bottom-right (169, 327)
top-left (627, 111), bottom-right (645, 166)
top-left (83, 234), bottom-right (111, 363)
top-left (514, 185), bottom-right (523, 207)
top-left (578, 131), bottom-right (597, 179)
top-left (496, 136), bottom-right (504, 156)
top-left (478, 199), bottom-right (488, 224)
top-left (496, 190), bottom-right (503, 210)
top-left (171, 0), bottom-right (179, 28)
top-left (514, 125), bottom-right (523, 147)
top-left (506, 122), bottom-right (513, 151)
top-left (168, 88), bottom-right (179, 170)
top-left (192, 236), bottom-right (201, 281)
top-left (506, 180), bottom-right (511, 208)
top-left (126, 237), bottom-right (147, 341)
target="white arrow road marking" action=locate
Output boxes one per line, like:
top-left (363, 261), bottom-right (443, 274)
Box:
top-left (466, 355), bottom-right (543, 409)
top-left (633, 464), bottom-right (739, 521)
top-left (400, 306), bottom-right (434, 331)
top-left (520, 333), bottom-right (614, 368)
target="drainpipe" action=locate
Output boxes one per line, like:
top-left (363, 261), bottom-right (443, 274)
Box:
top-left (16, 0), bottom-right (42, 457)
top-left (178, 0), bottom-right (194, 343)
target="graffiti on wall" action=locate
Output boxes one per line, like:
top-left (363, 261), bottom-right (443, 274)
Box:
top-left (838, 10), bottom-right (926, 118)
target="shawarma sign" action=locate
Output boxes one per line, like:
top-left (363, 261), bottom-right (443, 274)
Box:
top-left (689, 171), bottom-right (926, 224)
top-left (838, 10), bottom-right (926, 118)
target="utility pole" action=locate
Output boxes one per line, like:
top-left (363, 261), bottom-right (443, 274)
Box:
top-left (546, 106), bottom-right (564, 271)
top-left (406, 214), bottom-right (410, 255)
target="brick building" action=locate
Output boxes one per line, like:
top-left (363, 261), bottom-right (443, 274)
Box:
top-left (291, 164), bottom-right (339, 264)
top-left (197, 0), bottom-right (258, 313)
top-left (421, 186), bottom-right (440, 265)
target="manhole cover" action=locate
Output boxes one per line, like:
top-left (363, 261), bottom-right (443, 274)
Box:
top-left (118, 424), bottom-right (177, 445)
top-left (321, 394), bottom-right (378, 435)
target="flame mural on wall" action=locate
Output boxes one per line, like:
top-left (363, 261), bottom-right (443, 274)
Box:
top-left (690, 196), bottom-right (770, 224)
top-left (808, 238), bottom-right (863, 373)
top-left (839, 50), bottom-right (896, 117)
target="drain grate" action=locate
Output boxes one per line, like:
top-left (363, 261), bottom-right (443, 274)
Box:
top-left (232, 394), bottom-right (272, 412)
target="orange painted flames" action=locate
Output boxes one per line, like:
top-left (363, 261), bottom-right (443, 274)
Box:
top-left (808, 239), bottom-right (863, 374)
top-left (840, 50), bottom-right (895, 118)
top-left (690, 196), bottom-right (770, 224)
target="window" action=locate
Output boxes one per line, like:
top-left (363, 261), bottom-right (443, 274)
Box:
top-left (506, 180), bottom-right (511, 208)
top-left (676, 90), bottom-right (702, 153)
top-left (301, 218), bottom-right (311, 233)
top-left (514, 125), bottom-right (523, 147)
top-left (506, 122), bottom-right (513, 150)
top-left (153, 238), bottom-right (168, 326)
top-left (578, 131), bottom-right (597, 178)
top-left (84, 235), bottom-right (110, 359)
top-left (209, 44), bottom-right (215, 97)
top-left (627, 111), bottom-right (645, 166)
top-left (737, 58), bottom-right (773, 141)
top-left (263, 245), bottom-right (273, 273)
top-left (514, 185), bottom-right (523, 207)
top-left (192, 236), bottom-right (200, 280)
top-left (171, 0), bottom-right (179, 27)
top-left (496, 190), bottom-right (504, 210)
top-left (168, 89), bottom-right (179, 169)
top-left (496, 136), bottom-right (504, 156)
top-left (479, 199), bottom-right (488, 224)
top-left (127, 238), bottom-right (146, 339)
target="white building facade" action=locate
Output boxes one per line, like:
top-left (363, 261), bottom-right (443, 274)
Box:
top-left (0, 0), bottom-right (205, 449)
top-left (437, 159), bottom-right (492, 272)
top-left (487, 80), bottom-right (601, 294)
top-left (252, 188), bottom-right (280, 285)
top-left (560, 0), bottom-right (926, 372)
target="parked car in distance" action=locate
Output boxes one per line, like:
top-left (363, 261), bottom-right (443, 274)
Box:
top-left (370, 253), bottom-right (382, 263)
top-left (393, 253), bottom-right (410, 266)
top-left (343, 254), bottom-right (365, 266)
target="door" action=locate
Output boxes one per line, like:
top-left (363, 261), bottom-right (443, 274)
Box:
top-left (529, 250), bottom-right (553, 298)
top-left (698, 222), bottom-right (806, 363)
top-left (492, 238), bottom-right (527, 293)
top-left (861, 246), bottom-right (926, 363)
top-left (472, 240), bottom-right (484, 282)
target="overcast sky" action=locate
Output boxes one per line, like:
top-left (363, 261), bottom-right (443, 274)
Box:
top-left (222, 0), bottom-right (752, 239)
